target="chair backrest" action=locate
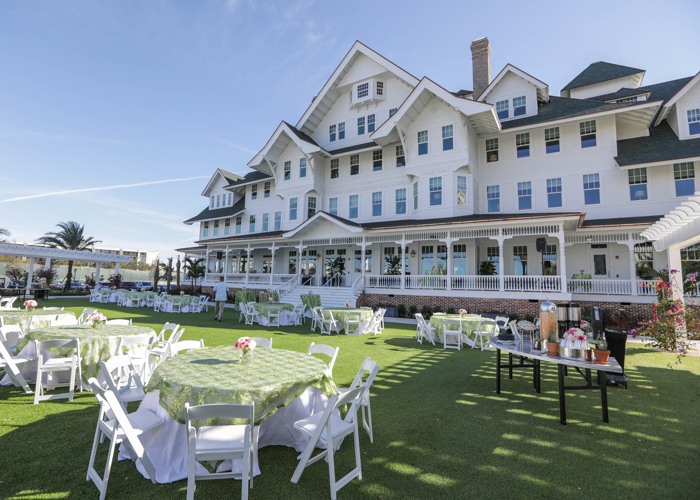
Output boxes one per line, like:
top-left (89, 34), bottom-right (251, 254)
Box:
top-left (310, 308), bottom-right (322, 322)
top-left (0, 325), bottom-right (23, 352)
top-left (185, 402), bottom-right (254, 455)
top-left (346, 312), bottom-right (361, 322)
top-left (347, 357), bottom-right (380, 391)
top-left (0, 297), bottom-right (17, 309)
top-left (443, 319), bottom-right (462, 332)
top-left (78, 309), bottom-right (97, 324)
top-left (106, 319), bottom-right (132, 326)
top-left (251, 337), bottom-right (272, 348)
top-left (508, 320), bottom-right (521, 340)
top-left (415, 312), bottom-right (425, 325)
top-left (479, 319), bottom-right (498, 331)
top-left (87, 378), bottom-right (158, 482)
top-left (158, 323), bottom-right (180, 344)
top-left (168, 339), bottom-right (204, 356)
top-left (495, 316), bottom-right (508, 328)
top-left (311, 386), bottom-right (366, 440)
top-left (321, 309), bottom-right (335, 321)
top-left (307, 342), bottom-right (339, 372)
top-left (43, 307), bottom-right (64, 311)
top-left (52, 314), bottom-right (78, 326)
top-left (118, 334), bottom-right (155, 351)
top-left (99, 354), bottom-right (144, 394)
top-left (35, 338), bottom-right (80, 352)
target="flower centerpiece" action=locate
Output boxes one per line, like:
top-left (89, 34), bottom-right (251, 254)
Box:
top-left (458, 308), bottom-right (467, 317)
top-left (268, 296), bottom-right (274, 303)
top-left (345, 301), bottom-right (350, 310)
top-left (559, 328), bottom-right (588, 359)
top-left (89, 311), bottom-right (107, 329)
top-left (180, 290), bottom-right (185, 296)
top-left (308, 289), bottom-right (313, 294)
top-left (24, 300), bottom-right (38, 312)
top-left (235, 336), bottom-right (257, 363)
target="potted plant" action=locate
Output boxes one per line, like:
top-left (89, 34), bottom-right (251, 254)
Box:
top-left (546, 325), bottom-right (560, 356)
top-left (593, 334), bottom-right (610, 363)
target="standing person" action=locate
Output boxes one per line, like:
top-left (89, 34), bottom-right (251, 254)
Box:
top-left (213, 276), bottom-right (229, 322)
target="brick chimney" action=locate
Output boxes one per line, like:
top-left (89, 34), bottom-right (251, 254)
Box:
top-left (471, 37), bottom-right (492, 100)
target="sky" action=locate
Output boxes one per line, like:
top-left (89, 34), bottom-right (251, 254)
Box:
top-left (1, 0), bottom-right (699, 260)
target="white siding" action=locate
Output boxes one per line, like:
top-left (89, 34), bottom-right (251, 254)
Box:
top-left (674, 80), bottom-right (700, 141)
top-left (484, 72), bottom-right (539, 121)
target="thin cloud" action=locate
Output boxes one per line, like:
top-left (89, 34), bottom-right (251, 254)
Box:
top-left (0, 176), bottom-right (209, 203)
top-left (217, 138), bottom-right (257, 154)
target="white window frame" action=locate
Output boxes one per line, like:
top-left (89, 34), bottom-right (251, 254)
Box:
top-left (372, 191), bottom-right (382, 217)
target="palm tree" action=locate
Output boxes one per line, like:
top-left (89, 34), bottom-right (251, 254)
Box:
top-left (152, 258), bottom-right (160, 291)
top-left (36, 221), bottom-right (101, 291)
top-left (160, 257), bottom-right (174, 290)
top-left (183, 256), bottom-right (206, 292)
top-left (0, 227), bottom-right (9, 242)
top-left (176, 256), bottom-right (181, 290)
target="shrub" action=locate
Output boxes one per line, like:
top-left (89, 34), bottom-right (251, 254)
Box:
top-left (409, 305), bottom-right (418, 317)
top-left (397, 304), bottom-right (407, 317)
top-left (507, 312), bottom-right (520, 323)
top-left (433, 304), bottom-right (442, 313)
top-left (421, 305), bottom-right (433, 319)
top-left (446, 307), bottom-right (456, 315)
top-left (524, 313), bottom-right (535, 323)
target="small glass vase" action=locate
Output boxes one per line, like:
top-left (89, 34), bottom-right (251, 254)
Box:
top-left (239, 349), bottom-right (254, 364)
top-left (91, 321), bottom-right (103, 330)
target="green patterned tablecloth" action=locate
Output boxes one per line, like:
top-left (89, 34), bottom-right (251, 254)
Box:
top-left (235, 291), bottom-right (257, 310)
top-left (97, 289), bottom-right (114, 297)
top-left (146, 346), bottom-right (337, 425)
top-left (429, 314), bottom-right (497, 340)
top-left (164, 295), bottom-right (194, 306)
top-left (0, 310), bottom-right (75, 331)
top-left (16, 324), bottom-right (155, 382)
top-left (325, 308), bottom-right (373, 325)
top-left (258, 291), bottom-right (279, 303)
top-left (301, 294), bottom-right (321, 311)
top-left (252, 302), bottom-right (295, 315)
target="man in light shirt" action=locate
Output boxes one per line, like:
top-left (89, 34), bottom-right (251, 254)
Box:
top-left (212, 276), bottom-right (229, 322)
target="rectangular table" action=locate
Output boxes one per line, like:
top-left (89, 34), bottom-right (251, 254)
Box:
top-left (490, 338), bottom-right (623, 425)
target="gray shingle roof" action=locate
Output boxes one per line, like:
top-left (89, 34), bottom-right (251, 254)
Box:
top-left (615, 121), bottom-right (700, 167)
top-left (452, 89), bottom-right (473, 97)
top-left (580, 215), bottom-right (662, 228)
top-left (589, 87), bottom-right (651, 102)
top-left (562, 62), bottom-right (645, 91)
top-left (185, 197), bottom-right (245, 224)
top-left (226, 170), bottom-right (272, 187)
top-left (327, 142), bottom-right (378, 155)
top-left (358, 212), bottom-right (583, 229)
top-left (196, 230), bottom-right (285, 244)
top-left (282, 121), bottom-right (320, 147)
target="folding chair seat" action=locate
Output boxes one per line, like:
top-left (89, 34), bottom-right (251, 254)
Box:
top-left (99, 354), bottom-right (147, 407)
top-left (0, 341), bottom-right (34, 393)
top-left (267, 307), bottom-right (281, 328)
top-left (337, 357), bottom-right (380, 443)
top-left (442, 319), bottom-right (463, 350)
top-left (149, 323), bottom-right (180, 364)
top-left (34, 338), bottom-right (82, 404)
top-left (250, 337), bottom-right (272, 348)
top-left (116, 334), bottom-right (155, 381)
top-left (307, 342), bottom-right (339, 378)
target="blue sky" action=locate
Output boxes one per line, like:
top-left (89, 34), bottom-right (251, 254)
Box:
top-left (1, 0), bottom-right (699, 259)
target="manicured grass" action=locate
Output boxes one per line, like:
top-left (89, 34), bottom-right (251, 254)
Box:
top-left (1, 299), bottom-right (699, 499)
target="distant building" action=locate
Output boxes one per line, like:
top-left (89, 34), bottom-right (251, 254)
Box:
top-left (91, 247), bottom-right (159, 264)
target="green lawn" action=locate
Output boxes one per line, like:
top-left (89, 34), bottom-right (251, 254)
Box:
top-left (1, 299), bottom-right (699, 499)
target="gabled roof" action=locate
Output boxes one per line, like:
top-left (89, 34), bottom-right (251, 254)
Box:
top-left (371, 77), bottom-right (500, 145)
top-left (615, 121), bottom-right (700, 168)
top-left (477, 64), bottom-right (548, 102)
top-left (580, 215), bottom-right (662, 228)
top-left (561, 61), bottom-right (645, 94)
top-left (184, 197), bottom-right (245, 225)
top-left (589, 87), bottom-right (652, 102)
top-left (200, 169), bottom-right (244, 197)
top-left (295, 41), bottom-right (420, 136)
top-left (226, 170), bottom-right (273, 189)
top-left (247, 121), bottom-right (328, 174)
top-left (283, 211), bottom-right (363, 238)
top-left (327, 142), bottom-right (379, 156)
top-left (653, 72), bottom-right (700, 126)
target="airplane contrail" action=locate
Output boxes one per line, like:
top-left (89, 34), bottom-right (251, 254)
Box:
top-left (0, 176), bottom-right (210, 203)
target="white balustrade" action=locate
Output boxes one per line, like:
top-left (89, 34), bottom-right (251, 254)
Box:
top-left (451, 275), bottom-right (499, 291)
top-left (405, 275), bottom-right (447, 290)
top-left (637, 280), bottom-right (657, 296)
top-left (567, 279), bottom-right (631, 295)
top-left (366, 275), bottom-right (402, 289)
top-left (504, 276), bottom-right (562, 292)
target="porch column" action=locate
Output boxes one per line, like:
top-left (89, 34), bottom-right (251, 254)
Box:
top-left (498, 239), bottom-right (504, 292)
top-left (297, 242), bottom-right (305, 276)
top-left (558, 231), bottom-right (567, 293)
top-left (44, 258), bottom-right (51, 270)
top-left (442, 236), bottom-right (453, 291)
top-left (627, 235), bottom-right (638, 296)
top-left (401, 238), bottom-right (407, 289)
top-left (223, 246), bottom-right (229, 283)
top-left (95, 262), bottom-right (101, 283)
top-left (114, 263), bottom-right (120, 276)
top-left (668, 243), bottom-right (685, 301)
top-left (269, 243), bottom-right (276, 285)
top-left (26, 257), bottom-right (35, 292)
top-left (361, 238), bottom-right (367, 277)
top-left (204, 250), bottom-right (210, 284)
top-left (245, 245), bottom-right (251, 284)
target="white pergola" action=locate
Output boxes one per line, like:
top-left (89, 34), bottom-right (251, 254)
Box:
top-left (0, 243), bottom-right (132, 292)
top-left (641, 193), bottom-right (700, 300)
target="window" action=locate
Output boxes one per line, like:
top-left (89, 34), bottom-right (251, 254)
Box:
top-left (513, 245), bottom-right (528, 275)
top-left (545, 127), bottom-right (560, 153)
top-left (616, 97), bottom-right (638, 103)
top-left (418, 130), bottom-right (428, 155)
top-left (496, 100), bottom-right (509, 120)
top-left (368, 114), bottom-right (375, 133)
top-left (307, 197), bottom-right (316, 218)
top-left (330, 158), bottom-right (339, 179)
top-left (583, 173), bottom-right (601, 205)
top-left (329, 124), bottom-right (336, 142)
top-left (635, 242), bottom-right (653, 279)
top-left (516, 133), bottom-right (530, 158)
top-left (383, 247), bottom-right (395, 274)
top-left (413, 182), bottom-right (418, 210)
top-left (213, 220), bottom-right (219, 236)
top-left (486, 138), bottom-right (498, 162)
top-left (396, 145), bottom-right (405, 167)
top-left (228, 193), bottom-right (232, 205)
top-left (325, 249), bottom-right (335, 275)
top-left (358, 117), bottom-right (365, 135)
top-left (674, 162), bottom-right (695, 196)
top-left (338, 122), bottom-right (345, 140)
top-left (453, 244), bottom-right (466, 275)
top-left (211, 196), bottom-right (215, 208)
top-left (251, 185), bottom-right (257, 200)
top-left (547, 178), bottom-right (562, 208)
top-left (290, 197), bottom-right (298, 220)
top-left (364, 249), bottom-right (372, 273)
top-left (224, 218), bottom-right (230, 235)
top-left (429, 177), bottom-right (442, 206)
top-left (264, 181), bottom-right (270, 198)
top-left (235, 216), bottom-right (241, 234)
top-left (421, 245), bottom-right (434, 274)
top-left (329, 197), bottom-right (338, 216)
top-left (262, 213), bottom-right (269, 232)
top-left (350, 154), bottom-right (359, 175)
top-left (442, 125), bottom-right (454, 151)
top-left (373, 150), bottom-right (382, 171)
top-left (354, 250), bottom-right (362, 273)
top-left (288, 250), bottom-right (297, 274)
top-left (372, 192), bottom-right (382, 216)
top-left (580, 120), bottom-right (597, 148)
top-left (376, 81), bottom-right (383, 96)
top-left (396, 188), bottom-right (406, 214)
top-left (300, 158), bottom-right (307, 178)
top-left (542, 244), bottom-right (557, 275)
top-left (249, 215), bottom-right (255, 233)
top-left (682, 242), bottom-right (700, 261)
top-left (517, 181), bottom-right (532, 210)
top-left (357, 82), bottom-right (369, 99)
top-left (203, 221), bottom-right (209, 237)
top-left (628, 168), bottom-right (648, 201)
top-left (487, 185), bottom-right (500, 212)
top-left (513, 96), bottom-right (526, 116)
top-left (389, 108), bottom-right (398, 117)
top-left (216, 195), bottom-right (220, 207)
top-left (274, 212), bottom-right (281, 230)
top-left (284, 161), bottom-right (291, 180)
top-left (688, 109), bottom-right (700, 135)
top-left (457, 176), bottom-right (467, 205)
top-left (487, 246), bottom-right (499, 274)
top-left (349, 195), bottom-right (359, 219)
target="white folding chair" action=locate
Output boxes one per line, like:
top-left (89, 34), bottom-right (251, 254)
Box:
top-left (199, 296), bottom-right (212, 312)
top-left (188, 296), bottom-right (202, 313)
top-left (242, 304), bottom-right (258, 326)
top-left (267, 307), bottom-right (281, 328)
top-left (90, 289), bottom-right (102, 302)
top-left (52, 314), bottom-right (78, 326)
top-left (149, 323), bottom-right (180, 363)
top-left (116, 335), bottom-right (155, 380)
top-left (117, 291), bottom-right (127, 307)
top-left (98, 354), bottom-right (147, 407)
top-left (168, 339), bottom-right (205, 357)
top-left (86, 378), bottom-right (162, 500)
top-left (415, 314), bottom-right (436, 345)
top-left (153, 294), bottom-right (163, 312)
top-left (105, 319), bottom-right (132, 326)
top-left (368, 311), bottom-right (383, 336)
top-left (376, 308), bottom-right (386, 333)
top-left (344, 312), bottom-right (362, 336)
top-left (78, 309), bottom-right (98, 325)
top-left (0, 341), bottom-right (34, 393)
top-left (310, 307), bottom-right (323, 332)
top-left (442, 319), bottom-right (463, 350)
top-left (474, 319), bottom-right (498, 351)
top-left (495, 315), bottom-right (509, 333)
top-left (34, 338), bottom-right (82, 404)
top-left (251, 337), bottom-right (272, 348)
top-left (170, 296), bottom-right (183, 313)
top-left (0, 297), bottom-right (18, 309)
top-left (307, 342), bottom-right (339, 378)
top-left (320, 310), bottom-right (341, 335)
top-left (185, 402), bottom-right (254, 500)
top-left (0, 325), bottom-right (24, 354)
top-left (290, 385), bottom-right (368, 500)
top-left (43, 306), bottom-right (64, 311)
top-left (337, 357), bottom-right (380, 443)
top-left (291, 305), bottom-right (305, 326)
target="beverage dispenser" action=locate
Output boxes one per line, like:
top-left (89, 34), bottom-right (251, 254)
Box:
top-left (539, 299), bottom-right (557, 341)
top-left (557, 303), bottom-right (570, 338)
top-left (569, 303), bottom-right (581, 329)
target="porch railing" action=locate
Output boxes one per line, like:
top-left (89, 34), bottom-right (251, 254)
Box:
top-left (406, 275), bottom-right (447, 290)
top-left (567, 279), bottom-right (631, 295)
top-left (505, 275), bottom-right (562, 292)
top-left (637, 280), bottom-right (657, 296)
top-left (451, 275), bottom-right (499, 291)
top-left (352, 275), bottom-right (365, 297)
top-left (273, 274), bottom-right (300, 300)
top-left (366, 275), bottom-right (402, 289)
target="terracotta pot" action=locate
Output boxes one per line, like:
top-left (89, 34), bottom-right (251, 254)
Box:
top-left (585, 350), bottom-right (593, 361)
top-left (593, 349), bottom-right (610, 363)
top-left (547, 342), bottom-right (560, 356)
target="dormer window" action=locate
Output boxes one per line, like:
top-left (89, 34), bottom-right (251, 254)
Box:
top-left (688, 109), bottom-right (700, 136)
top-left (351, 79), bottom-right (387, 108)
top-left (216, 195), bottom-right (221, 207)
top-left (329, 124), bottom-right (336, 142)
top-left (357, 83), bottom-right (369, 99)
top-left (376, 81), bottom-right (384, 96)
top-left (496, 100), bottom-right (509, 120)
top-left (211, 196), bottom-right (215, 208)
top-left (513, 96), bottom-right (526, 117)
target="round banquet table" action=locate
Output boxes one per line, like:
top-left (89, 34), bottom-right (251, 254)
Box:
top-left (251, 302), bottom-right (296, 326)
top-left (322, 308), bottom-right (374, 334)
top-left (160, 294), bottom-right (195, 312)
top-left (429, 314), bottom-right (498, 346)
top-left (120, 346), bottom-right (338, 483)
top-left (9, 324), bottom-right (154, 384)
top-left (0, 309), bottom-right (75, 331)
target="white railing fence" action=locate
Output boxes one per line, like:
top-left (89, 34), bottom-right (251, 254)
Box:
top-left (505, 275), bottom-right (562, 292)
top-left (366, 275), bottom-right (402, 289)
top-left (637, 280), bottom-right (657, 296)
top-left (451, 275), bottom-right (499, 291)
top-left (273, 274), bottom-right (301, 300)
top-left (567, 279), bottom-right (631, 295)
top-left (405, 275), bottom-right (447, 290)
top-left (352, 275), bottom-right (365, 297)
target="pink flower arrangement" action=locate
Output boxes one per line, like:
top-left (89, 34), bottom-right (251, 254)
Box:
top-left (308, 290), bottom-right (313, 294)
top-left (458, 309), bottom-right (467, 315)
top-left (234, 336), bottom-right (256, 350)
top-left (345, 301), bottom-right (350, 309)
top-left (90, 312), bottom-right (107, 322)
top-left (563, 328), bottom-right (586, 342)
top-left (24, 300), bottom-right (38, 309)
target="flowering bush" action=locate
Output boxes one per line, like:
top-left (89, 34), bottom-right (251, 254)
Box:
top-left (24, 300), bottom-right (38, 309)
top-left (35, 268), bottom-right (57, 285)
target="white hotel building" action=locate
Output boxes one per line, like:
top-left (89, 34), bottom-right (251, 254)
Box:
top-left (178, 38), bottom-right (700, 312)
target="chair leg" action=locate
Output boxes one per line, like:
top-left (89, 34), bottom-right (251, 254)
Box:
top-left (33, 367), bottom-right (42, 405)
top-left (87, 421), bottom-right (102, 481)
top-left (327, 436), bottom-right (338, 500)
top-left (353, 424), bottom-right (362, 481)
top-left (241, 447), bottom-right (249, 500)
top-left (99, 434), bottom-right (119, 500)
top-left (186, 453), bottom-right (196, 500)
top-left (363, 400), bottom-right (373, 444)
